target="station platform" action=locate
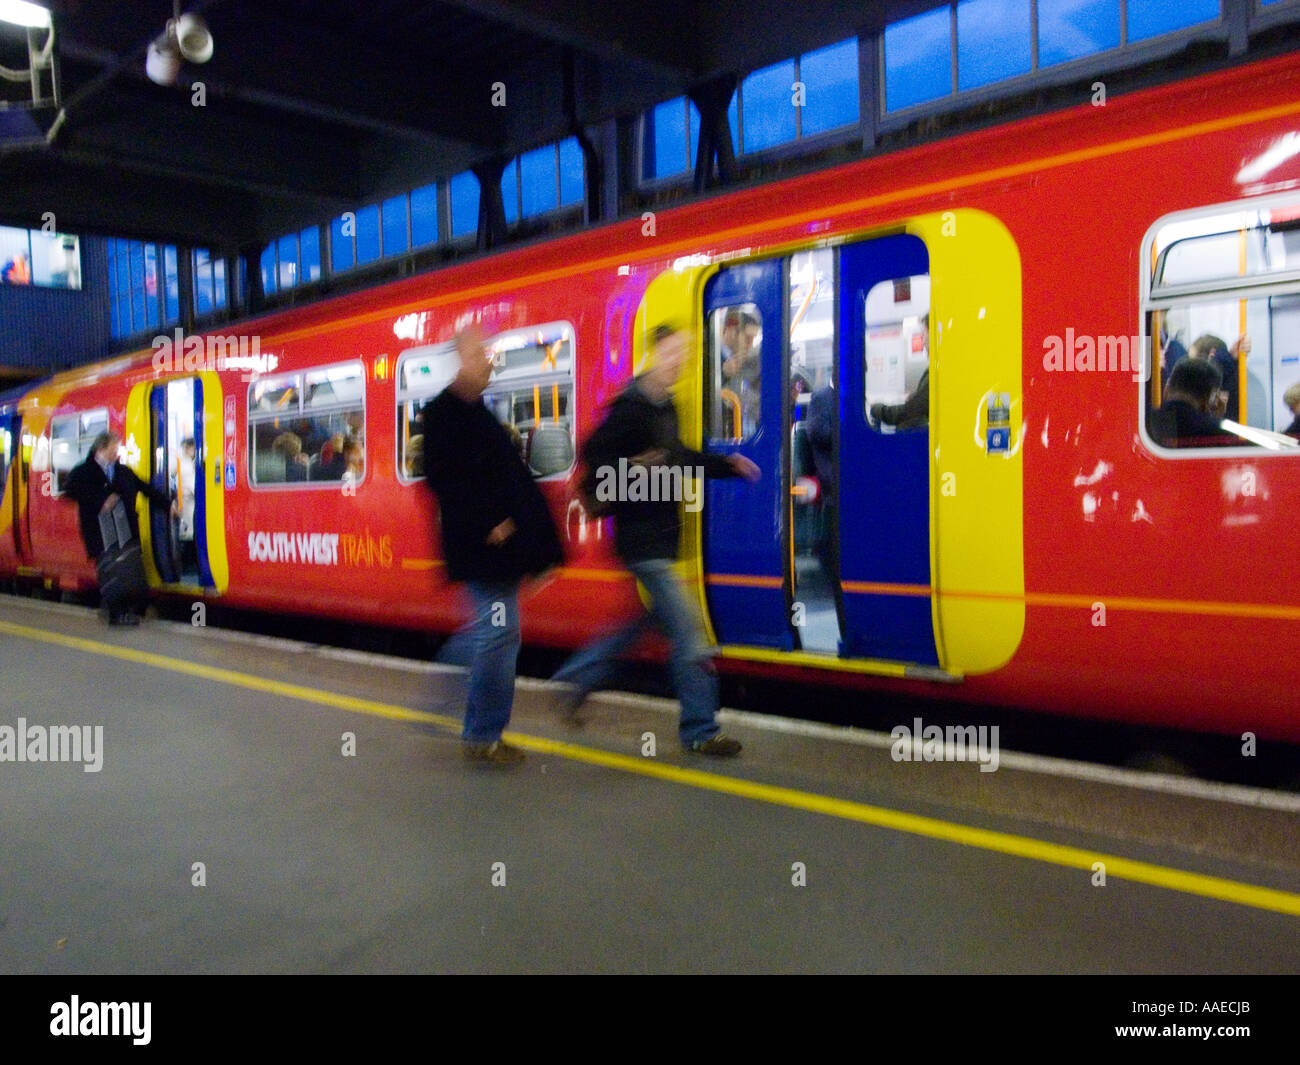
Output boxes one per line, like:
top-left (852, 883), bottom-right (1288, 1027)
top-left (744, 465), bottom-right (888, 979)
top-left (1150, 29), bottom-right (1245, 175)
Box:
top-left (1, 594), bottom-right (1297, 974)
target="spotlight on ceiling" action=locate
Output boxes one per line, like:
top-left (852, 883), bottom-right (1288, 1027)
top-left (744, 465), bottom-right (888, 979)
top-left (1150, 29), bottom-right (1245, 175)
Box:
top-left (146, 28), bottom-right (181, 85)
top-left (145, 4), bottom-right (213, 86)
top-left (0, 0), bottom-right (50, 30)
top-left (175, 12), bottom-right (212, 64)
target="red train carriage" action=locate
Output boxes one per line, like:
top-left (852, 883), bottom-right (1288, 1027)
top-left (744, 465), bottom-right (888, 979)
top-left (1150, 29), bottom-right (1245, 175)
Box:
top-left (3, 53), bottom-right (1299, 740)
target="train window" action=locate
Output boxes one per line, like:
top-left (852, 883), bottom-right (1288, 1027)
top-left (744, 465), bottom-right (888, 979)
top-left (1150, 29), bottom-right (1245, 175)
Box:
top-left (395, 339), bottom-right (459, 481)
top-left (864, 275), bottom-right (930, 432)
top-left (247, 361), bottom-right (366, 487)
top-left (483, 323), bottom-right (575, 477)
top-left (395, 322), bottom-right (577, 482)
top-left (1143, 201), bottom-right (1300, 453)
top-left (49, 409), bottom-right (108, 494)
top-left (706, 304), bottom-right (762, 442)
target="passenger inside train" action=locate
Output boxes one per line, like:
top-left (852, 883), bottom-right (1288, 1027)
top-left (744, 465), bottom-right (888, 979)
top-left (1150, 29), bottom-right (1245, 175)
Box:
top-left (1151, 358), bottom-right (1234, 447)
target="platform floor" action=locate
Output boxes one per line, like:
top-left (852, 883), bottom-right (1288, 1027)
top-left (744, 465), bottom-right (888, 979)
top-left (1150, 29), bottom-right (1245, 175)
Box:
top-left (0, 594), bottom-right (1297, 974)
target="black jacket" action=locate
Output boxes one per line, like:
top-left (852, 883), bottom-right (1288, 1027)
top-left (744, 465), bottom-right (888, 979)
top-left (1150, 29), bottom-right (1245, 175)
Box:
top-left (1151, 399), bottom-right (1235, 447)
top-left (581, 379), bottom-right (738, 563)
top-left (64, 455), bottom-right (170, 559)
top-left (872, 370), bottom-right (929, 430)
top-left (422, 388), bottom-right (564, 583)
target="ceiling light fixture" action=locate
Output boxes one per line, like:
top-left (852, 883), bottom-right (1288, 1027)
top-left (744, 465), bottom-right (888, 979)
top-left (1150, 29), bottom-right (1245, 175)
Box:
top-left (145, 2), bottom-right (213, 86)
top-left (0, 1), bottom-right (51, 30)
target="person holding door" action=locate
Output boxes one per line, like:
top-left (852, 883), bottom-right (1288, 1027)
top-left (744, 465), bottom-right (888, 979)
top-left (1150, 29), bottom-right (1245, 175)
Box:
top-left (64, 431), bottom-right (175, 625)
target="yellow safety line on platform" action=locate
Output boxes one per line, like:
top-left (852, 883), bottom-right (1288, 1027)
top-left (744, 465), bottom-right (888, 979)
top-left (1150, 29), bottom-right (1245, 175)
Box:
top-left (2, 616), bottom-right (1298, 920)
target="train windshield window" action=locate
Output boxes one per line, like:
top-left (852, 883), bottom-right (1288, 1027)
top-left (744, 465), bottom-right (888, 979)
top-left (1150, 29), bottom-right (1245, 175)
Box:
top-left (50, 408), bottom-right (108, 494)
top-left (1143, 202), bottom-right (1300, 453)
top-left (247, 361), bottom-right (366, 487)
top-left (706, 304), bottom-right (762, 442)
top-left (483, 323), bottom-right (576, 478)
top-left (864, 275), bottom-right (930, 431)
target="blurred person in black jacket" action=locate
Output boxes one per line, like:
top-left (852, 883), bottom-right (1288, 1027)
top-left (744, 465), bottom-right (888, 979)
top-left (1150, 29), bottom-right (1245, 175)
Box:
top-left (423, 327), bottom-right (564, 765)
top-left (552, 323), bottom-right (759, 756)
top-left (63, 431), bottom-right (173, 625)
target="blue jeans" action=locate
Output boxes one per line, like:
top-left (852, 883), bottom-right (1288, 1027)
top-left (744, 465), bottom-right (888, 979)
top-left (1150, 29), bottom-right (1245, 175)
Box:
top-left (460, 580), bottom-right (522, 743)
top-left (553, 558), bottom-right (720, 747)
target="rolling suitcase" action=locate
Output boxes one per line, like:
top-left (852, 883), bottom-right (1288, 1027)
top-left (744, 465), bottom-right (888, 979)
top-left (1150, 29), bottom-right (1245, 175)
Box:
top-left (97, 501), bottom-right (148, 616)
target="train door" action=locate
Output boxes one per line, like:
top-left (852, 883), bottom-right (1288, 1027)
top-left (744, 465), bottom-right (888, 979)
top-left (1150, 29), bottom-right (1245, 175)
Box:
top-left (700, 233), bottom-right (939, 666)
top-left (839, 234), bottom-right (938, 666)
top-left (0, 412), bottom-right (19, 559)
top-left (701, 259), bottom-right (790, 649)
top-left (147, 377), bottom-right (213, 587)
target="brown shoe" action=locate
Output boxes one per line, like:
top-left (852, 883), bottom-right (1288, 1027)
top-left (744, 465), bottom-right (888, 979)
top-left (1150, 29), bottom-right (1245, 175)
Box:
top-left (689, 734), bottom-right (743, 757)
top-left (462, 740), bottom-right (526, 765)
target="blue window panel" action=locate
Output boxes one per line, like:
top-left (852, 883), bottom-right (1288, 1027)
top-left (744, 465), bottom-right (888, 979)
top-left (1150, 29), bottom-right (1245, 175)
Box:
top-left (382, 194), bottom-right (408, 256)
top-left (213, 258), bottom-right (226, 310)
top-left (885, 7), bottom-right (952, 111)
top-left (689, 101), bottom-right (700, 166)
top-left (162, 246), bottom-right (179, 324)
top-left (115, 239), bottom-right (130, 300)
top-left (450, 171), bottom-right (480, 239)
top-left (330, 215), bottom-right (353, 273)
top-left (129, 243), bottom-right (146, 334)
top-left (958, 0), bottom-right (1032, 92)
top-left (277, 234), bottom-right (298, 289)
top-left (1128, 0), bottom-right (1219, 41)
top-left (115, 296), bottom-right (130, 339)
top-left (559, 137), bottom-right (584, 206)
top-left (260, 243), bottom-right (276, 297)
top-left (521, 145), bottom-right (558, 217)
top-left (741, 59), bottom-right (797, 153)
top-left (1038, 0), bottom-right (1120, 66)
top-left (144, 245), bottom-right (159, 330)
top-left (501, 160), bottom-right (520, 224)
top-left (195, 248), bottom-right (214, 315)
top-left (728, 94), bottom-right (739, 153)
top-left (800, 38), bottom-right (859, 136)
top-left (299, 226), bottom-right (321, 282)
top-left (409, 184), bottom-right (438, 247)
top-left (109, 292), bottom-right (119, 337)
top-left (355, 204), bottom-right (381, 265)
top-left (652, 97), bottom-right (688, 177)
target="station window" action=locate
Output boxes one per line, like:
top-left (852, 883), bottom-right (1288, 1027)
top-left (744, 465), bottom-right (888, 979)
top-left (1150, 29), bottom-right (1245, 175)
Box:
top-left (884, 0), bottom-right (1223, 113)
top-left (395, 322), bottom-right (577, 483)
top-left (410, 183), bottom-right (439, 247)
top-left (194, 248), bottom-right (227, 314)
top-left (0, 224), bottom-right (81, 289)
top-left (449, 171), bottom-right (480, 240)
top-left (382, 195), bottom-right (408, 257)
top-left (107, 238), bottom-right (177, 340)
top-left (247, 362), bottom-right (366, 487)
top-left (49, 409), bottom-right (108, 495)
top-left (354, 205), bottom-right (381, 266)
top-left (499, 139), bottom-right (585, 224)
top-left (643, 96), bottom-right (701, 181)
top-left (330, 214), bottom-right (354, 273)
top-left (863, 275), bottom-right (931, 431)
top-left (706, 304), bottom-right (763, 442)
top-left (1142, 200), bottom-right (1300, 453)
top-left (722, 38), bottom-right (860, 157)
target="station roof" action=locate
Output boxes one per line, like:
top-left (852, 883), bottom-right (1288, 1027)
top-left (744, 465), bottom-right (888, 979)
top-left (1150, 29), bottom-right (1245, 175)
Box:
top-left (0, 0), bottom-right (929, 249)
